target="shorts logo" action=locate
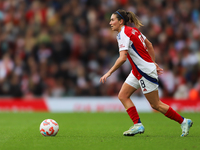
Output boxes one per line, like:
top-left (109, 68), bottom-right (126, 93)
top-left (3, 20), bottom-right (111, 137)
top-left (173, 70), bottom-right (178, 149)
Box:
top-left (143, 88), bottom-right (147, 92)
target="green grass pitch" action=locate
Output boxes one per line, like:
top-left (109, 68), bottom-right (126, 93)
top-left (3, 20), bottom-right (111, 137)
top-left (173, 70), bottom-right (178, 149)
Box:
top-left (0, 112), bottom-right (199, 150)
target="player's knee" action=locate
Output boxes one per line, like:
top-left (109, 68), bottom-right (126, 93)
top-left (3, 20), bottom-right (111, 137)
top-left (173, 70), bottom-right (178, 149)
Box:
top-left (118, 93), bottom-right (123, 101)
top-left (118, 92), bottom-right (127, 102)
top-left (150, 103), bottom-right (160, 111)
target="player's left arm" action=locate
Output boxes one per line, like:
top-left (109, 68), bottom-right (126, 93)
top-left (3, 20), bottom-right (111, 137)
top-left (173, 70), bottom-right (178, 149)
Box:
top-left (100, 50), bottom-right (128, 83)
top-left (145, 39), bottom-right (163, 75)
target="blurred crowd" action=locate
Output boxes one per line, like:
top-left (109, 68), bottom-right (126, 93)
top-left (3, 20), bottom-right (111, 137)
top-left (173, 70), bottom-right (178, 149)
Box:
top-left (0, 0), bottom-right (199, 99)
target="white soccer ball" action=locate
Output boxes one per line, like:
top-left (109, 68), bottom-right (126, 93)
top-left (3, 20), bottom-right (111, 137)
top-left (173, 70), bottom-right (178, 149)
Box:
top-left (39, 119), bottom-right (59, 136)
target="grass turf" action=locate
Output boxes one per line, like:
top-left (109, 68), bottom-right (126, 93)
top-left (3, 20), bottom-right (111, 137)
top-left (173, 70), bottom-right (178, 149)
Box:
top-left (0, 112), bottom-right (199, 150)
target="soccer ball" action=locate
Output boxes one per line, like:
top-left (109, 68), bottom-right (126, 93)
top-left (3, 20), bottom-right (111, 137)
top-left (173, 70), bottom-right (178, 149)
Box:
top-left (39, 119), bottom-right (59, 136)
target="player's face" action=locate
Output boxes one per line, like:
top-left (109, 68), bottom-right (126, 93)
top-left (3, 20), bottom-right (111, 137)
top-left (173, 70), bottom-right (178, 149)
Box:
top-left (109, 14), bottom-right (123, 32)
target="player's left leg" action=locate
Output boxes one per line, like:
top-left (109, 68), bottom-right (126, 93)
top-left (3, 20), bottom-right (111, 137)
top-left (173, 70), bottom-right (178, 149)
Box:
top-left (118, 83), bottom-right (143, 125)
top-left (119, 73), bottom-right (144, 136)
top-left (118, 82), bottom-right (137, 110)
top-left (144, 90), bottom-right (193, 137)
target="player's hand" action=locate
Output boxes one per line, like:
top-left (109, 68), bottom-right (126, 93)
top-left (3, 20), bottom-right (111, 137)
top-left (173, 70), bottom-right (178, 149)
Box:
top-left (155, 63), bottom-right (163, 75)
top-left (100, 72), bottom-right (111, 84)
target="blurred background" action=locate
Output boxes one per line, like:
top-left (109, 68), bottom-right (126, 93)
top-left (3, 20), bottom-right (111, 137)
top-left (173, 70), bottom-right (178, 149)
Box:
top-left (0, 0), bottom-right (199, 100)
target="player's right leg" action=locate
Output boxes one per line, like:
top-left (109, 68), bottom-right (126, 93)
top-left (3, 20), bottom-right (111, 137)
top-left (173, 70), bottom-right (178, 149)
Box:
top-left (144, 90), bottom-right (193, 137)
top-left (138, 69), bottom-right (193, 137)
top-left (181, 118), bottom-right (193, 137)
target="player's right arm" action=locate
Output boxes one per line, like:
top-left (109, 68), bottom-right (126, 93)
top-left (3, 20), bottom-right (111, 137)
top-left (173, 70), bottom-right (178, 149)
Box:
top-left (144, 38), bottom-right (155, 62)
top-left (144, 38), bottom-right (163, 75)
top-left (100, 50), bottom-right (128, 83)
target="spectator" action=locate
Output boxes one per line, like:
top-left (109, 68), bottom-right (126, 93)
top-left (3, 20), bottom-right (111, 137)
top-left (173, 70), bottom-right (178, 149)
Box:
top-left (0, 0), bottom-right (199, 98)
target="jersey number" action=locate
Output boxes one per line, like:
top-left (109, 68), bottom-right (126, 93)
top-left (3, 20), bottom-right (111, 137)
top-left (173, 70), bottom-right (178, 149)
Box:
top-left (138, 35), bottom-right (147, 49)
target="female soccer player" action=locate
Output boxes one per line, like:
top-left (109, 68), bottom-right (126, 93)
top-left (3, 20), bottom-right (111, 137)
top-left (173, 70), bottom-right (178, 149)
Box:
top-left (100, 9), bottom-right (193, 137)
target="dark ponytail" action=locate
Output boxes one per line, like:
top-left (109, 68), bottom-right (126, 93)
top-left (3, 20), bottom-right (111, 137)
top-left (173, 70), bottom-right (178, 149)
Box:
top-left (114, 9), bottom-right (143, 28)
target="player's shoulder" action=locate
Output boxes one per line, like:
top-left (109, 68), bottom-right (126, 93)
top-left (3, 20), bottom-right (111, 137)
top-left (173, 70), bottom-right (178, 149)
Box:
top-left (124, 26), bottom-right (132, 34)
top-left (124, 26), bottom-right (141, 37)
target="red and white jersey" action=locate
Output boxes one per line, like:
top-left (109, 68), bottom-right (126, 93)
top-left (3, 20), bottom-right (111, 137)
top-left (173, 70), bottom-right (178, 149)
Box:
top-left (117, 25), bottom-right (156, 80)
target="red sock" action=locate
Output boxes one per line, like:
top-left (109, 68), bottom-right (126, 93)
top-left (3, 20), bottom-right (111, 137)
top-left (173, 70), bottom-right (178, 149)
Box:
top-left (127, 106), bottom-right (141, 124)
top-left (164, 107), bottom-right (184, 124)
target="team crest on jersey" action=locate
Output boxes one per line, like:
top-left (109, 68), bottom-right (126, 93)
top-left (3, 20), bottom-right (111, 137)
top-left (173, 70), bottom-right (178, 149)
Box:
top-left (117, 33), bottom-right (121, 40)
top-left (132, 29), bottom-right (138, 35)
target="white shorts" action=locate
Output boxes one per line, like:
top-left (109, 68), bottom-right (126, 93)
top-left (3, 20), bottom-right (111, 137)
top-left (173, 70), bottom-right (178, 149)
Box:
top-left (125, 69), bottom-right (159, 94)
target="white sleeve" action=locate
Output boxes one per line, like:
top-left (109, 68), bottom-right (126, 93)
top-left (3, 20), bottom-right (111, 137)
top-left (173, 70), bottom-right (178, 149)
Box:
top-left (117, 32), bottom-right (130, 52)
